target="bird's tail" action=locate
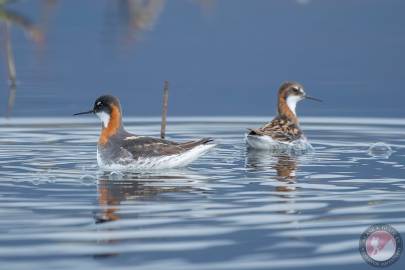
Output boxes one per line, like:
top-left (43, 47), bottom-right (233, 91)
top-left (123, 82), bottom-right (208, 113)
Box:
top-left (247, 128), bottom-right (264, 136)
top-left (199, 138), bottom-right (214, 144)
top-left (181, 137), bottom-right (215, 150)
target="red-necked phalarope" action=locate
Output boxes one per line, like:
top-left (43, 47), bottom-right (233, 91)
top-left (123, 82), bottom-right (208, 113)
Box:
top-left (246, 82), bottom-right (321, 151)
top-left (74, 95), bottom-right (215, 170)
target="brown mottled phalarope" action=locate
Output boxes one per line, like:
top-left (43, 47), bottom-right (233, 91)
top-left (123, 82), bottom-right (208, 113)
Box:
top-left (246, 82), bottom-right (321, 151)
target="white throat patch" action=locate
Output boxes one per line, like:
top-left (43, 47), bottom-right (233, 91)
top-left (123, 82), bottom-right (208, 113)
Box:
top-left (96, 111), bottom-right (110, 128)
top-left (286, 95), bottom-right (302, 116)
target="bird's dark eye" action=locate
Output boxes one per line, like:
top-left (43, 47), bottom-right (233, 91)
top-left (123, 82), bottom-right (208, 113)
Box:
top-left (293, 88), bottom-right (299, 93)
top-left (95, 101), bottom-right (104, 110)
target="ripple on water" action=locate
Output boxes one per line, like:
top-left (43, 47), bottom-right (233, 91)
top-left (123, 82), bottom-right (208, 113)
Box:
top-left (0, 117), bottom-right (405, 270)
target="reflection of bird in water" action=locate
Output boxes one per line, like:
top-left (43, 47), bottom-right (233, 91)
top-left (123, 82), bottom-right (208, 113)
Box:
top-left (273, 155), bottom-right (296, 181)
top-left (273, 155), bottom-right (297, 192)
top-left (246, 151), bottom-right (298, 192)
top-left (93, 171), bottom-right (204, 259)
top-left (95, 172), bottom-right (196, 223)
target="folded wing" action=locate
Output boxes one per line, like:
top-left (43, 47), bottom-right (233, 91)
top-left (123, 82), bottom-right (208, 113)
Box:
top-left (121, 136), bottom-right (213, 157)
top-left (248, 117), bottom-right (302, 142)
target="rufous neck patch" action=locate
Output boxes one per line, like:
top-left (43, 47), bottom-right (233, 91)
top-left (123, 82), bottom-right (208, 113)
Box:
top-left (278, 97), bottom-right (299, 124)
top-left (99, 104), bottom-right (121, 145)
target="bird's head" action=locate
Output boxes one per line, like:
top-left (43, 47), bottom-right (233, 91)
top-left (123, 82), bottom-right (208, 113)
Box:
top-left (74, 95), bottom-right (122, 128)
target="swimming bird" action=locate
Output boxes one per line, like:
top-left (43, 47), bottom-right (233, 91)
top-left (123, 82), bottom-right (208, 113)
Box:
top-left (246, 82), bottom-right (321, 151)
top-left (74, 95), bottom-right (215, 170)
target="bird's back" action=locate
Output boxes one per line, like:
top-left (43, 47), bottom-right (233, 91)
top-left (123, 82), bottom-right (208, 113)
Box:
top-left (248, 116), bottom-right (303, 142)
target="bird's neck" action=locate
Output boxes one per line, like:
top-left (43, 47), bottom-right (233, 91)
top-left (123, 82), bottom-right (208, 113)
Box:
top-left (278, 97), bottom-right (299, 124)
top-left (99, 105), bottom-right (123, 145)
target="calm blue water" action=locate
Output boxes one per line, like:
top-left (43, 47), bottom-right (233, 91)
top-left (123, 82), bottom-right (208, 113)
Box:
top-left (1, 0), bottom-right (405, 117)
top-left (0, 117), bottom-right (404, 269)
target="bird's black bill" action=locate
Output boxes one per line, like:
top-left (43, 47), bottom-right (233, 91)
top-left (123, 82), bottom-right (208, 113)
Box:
top-left (73, 110), bottom-right (94, 116)
top-left (305, 96), bottom-right (322, 102)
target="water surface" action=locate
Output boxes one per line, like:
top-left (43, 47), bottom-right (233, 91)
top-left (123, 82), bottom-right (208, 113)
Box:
top-left (1, 0), bottom-right (405, 117)
top-left (0, 117), bottom-right (404, 269)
